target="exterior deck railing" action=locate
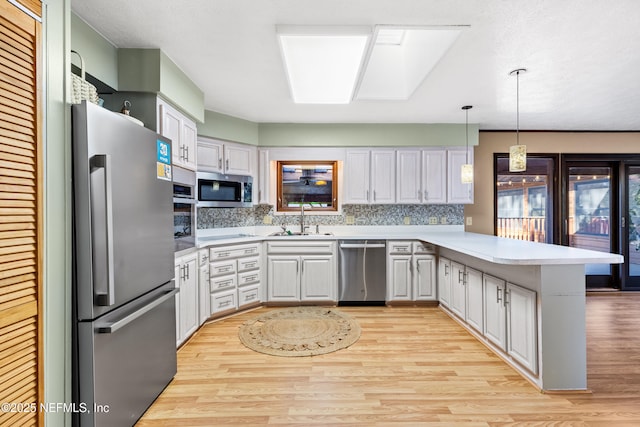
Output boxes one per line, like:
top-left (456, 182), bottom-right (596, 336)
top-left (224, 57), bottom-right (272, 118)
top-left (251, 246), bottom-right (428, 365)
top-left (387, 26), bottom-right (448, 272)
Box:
top-left (497, 216), bottom-right (547, 243)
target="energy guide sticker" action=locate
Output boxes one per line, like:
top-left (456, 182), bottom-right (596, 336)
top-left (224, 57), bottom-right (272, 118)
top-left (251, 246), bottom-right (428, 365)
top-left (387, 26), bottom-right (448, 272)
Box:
top-left (156, 139), bottom-right (172, 180)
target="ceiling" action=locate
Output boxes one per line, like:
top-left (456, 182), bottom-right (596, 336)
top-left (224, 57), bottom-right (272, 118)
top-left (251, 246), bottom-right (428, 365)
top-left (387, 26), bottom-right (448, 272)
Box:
top-left (70, 0), bottom-right (640, 130)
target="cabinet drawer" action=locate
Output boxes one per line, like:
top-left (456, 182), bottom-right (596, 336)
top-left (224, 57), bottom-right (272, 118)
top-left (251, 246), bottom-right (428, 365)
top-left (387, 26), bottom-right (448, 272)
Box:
top-left (388, 241), bottom-right (412, 254)
top-left (237, 256), bottom-right (260, 272)
top-left (238, 270), bottom-right (260, 286)
top-left (267, 241), bottom-right (335, 255)
top-left (210, 260), bottom-right (236, 277)
top-left (238, 284), bottom-right (261, 308)
top-left (210, 289), bottom-right (237, 314)
top-left (210, 274), bottom-right (237, 292)
top-left (210, 247), bottom-right (235, 260)
top-left (233, 243), bottom-right (260, 258)
top-left (414, 242), bottom-right (435, 254)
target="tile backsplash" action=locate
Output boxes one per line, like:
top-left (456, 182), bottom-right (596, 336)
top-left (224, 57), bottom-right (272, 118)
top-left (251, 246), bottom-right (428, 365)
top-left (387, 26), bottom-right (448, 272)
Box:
top-left (198, 204), bottom-right (463, 229)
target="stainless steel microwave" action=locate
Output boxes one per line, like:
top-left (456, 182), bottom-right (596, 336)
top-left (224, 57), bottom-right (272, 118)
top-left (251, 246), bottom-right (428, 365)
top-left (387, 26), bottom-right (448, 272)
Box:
top-left (196, 172), bottom-right (253, 207)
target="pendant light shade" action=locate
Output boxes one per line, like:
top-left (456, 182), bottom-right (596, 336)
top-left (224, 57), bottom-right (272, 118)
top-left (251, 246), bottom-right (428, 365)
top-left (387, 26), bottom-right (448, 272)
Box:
top-left (461, 105), bottom-right (473, 184)
top-left (509, 68), bottom-right (527, 172)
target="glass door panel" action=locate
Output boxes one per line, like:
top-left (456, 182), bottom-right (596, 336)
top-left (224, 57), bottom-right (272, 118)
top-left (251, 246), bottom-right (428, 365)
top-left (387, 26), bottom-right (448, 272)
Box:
top-left (625, 166), bottom-right (640, 286)
top-left (567, 166), bottom-right (612, 277)
top-left (495, 156), bottom-right (555, 243)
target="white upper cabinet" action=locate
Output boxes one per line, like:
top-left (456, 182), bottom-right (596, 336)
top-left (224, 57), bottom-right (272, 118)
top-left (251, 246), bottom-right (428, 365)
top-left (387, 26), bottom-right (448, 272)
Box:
top-left (257, 149), bottom-right (270, 204)
top-left (447, 148), bottom-right (474, 204)
top-left (422, 149), bottom-right (447, 204)
top-left (396, 150), bottom-right (422, 204)
top-left (353, 147), bottom-right (473, 205)
top-left (197, 136), bottom-right (255, 176)
top-left (197, 139), bottom-right (224, 172)
top-left (345, 150), bottom-right (395, 204)
top-left (371, 150), bottom-right (396, 203)
top-left (158, 98), bottom-right (197, 171)
top-left (344, 150), bottom-right (371, 204)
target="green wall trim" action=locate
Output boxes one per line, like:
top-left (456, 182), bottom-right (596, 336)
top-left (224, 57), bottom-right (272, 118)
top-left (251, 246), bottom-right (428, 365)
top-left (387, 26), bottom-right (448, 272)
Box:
top-left (118, 48), bottom-right (204, 122)
top-left (257, 123), bottom-right (479, 147)
top-left (198, 110), bottom-right (259, 145)
top-left (70, 12), bottom-right (118, 89)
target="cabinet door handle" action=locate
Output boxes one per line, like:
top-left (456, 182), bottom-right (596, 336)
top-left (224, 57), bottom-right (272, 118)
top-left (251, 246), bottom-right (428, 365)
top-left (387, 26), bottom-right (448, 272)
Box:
top-left (366, 190), bottom-right (370, 201)
top-left (374, 190), bottom-right (377, 201)
top-left (497, 286), bottom-right (502, 303)
top-left (444, 264), bottom-right (449, 275)
top-left (226, 159), bottom-right (229, 170)
top-left (185, 145), bottom-right (189, 161)
top-left (504, 289), bottom-right (510, 306)
top-left (458, 270), bottom-right (463, 283)
top-left (185, 264), bottom-right (190, 280)
top-left (218, 158), bottom-right (222, 169)
top-left (424, 190), bottom-right (428, 200)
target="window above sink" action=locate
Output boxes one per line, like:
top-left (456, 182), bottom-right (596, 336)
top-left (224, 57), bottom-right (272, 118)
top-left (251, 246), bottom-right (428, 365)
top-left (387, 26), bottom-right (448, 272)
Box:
top-left (276, 160), bottom-right (338, 212)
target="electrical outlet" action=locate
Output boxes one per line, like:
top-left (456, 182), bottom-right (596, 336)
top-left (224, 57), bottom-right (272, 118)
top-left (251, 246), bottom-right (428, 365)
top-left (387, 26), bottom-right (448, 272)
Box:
top-left (263, 215), bottom-right (273, 224)
top-left (403, 216), bottom-right (411, 225)
top-left (440, 216), bottom-right (447, 224)
top-left (346, 215), bottom-right (355, 225)
top-left (466, 216), bottom-right (473, 226)
top-left (429, 217), bottom-right (438, 225)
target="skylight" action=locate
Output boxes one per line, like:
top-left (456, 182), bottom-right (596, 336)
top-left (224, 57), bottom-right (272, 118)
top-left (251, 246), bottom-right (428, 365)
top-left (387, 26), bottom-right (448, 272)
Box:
top-left (355, 26), bottom-right (464, 101)
top-left (276, 25), bottom-right (466, 104)
top-left (276, 26), bottom-right (370, 104)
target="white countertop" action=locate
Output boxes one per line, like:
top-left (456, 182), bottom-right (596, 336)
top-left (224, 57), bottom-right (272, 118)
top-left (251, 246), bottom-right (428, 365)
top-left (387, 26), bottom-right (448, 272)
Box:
top-left (185, 226), bottom-right (623, 266)
top-left (420, 231), bottom-right (623, 265)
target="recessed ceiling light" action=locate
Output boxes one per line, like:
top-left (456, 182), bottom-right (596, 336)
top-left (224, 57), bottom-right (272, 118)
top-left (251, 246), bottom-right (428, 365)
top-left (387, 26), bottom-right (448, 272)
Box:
top-left (277, 25), bottom-right (370, 104)
top-left (355, 25), bottom-right (467, 101)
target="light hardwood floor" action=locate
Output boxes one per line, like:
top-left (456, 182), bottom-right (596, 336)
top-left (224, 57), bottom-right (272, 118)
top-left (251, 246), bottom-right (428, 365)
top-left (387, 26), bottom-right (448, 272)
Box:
top-left (137, 294), bottom-right (640, 426)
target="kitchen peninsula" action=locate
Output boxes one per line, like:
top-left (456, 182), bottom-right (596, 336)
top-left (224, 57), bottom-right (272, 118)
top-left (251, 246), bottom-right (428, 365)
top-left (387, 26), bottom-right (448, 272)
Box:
top-left (187, 228), bottom-right (622, 392)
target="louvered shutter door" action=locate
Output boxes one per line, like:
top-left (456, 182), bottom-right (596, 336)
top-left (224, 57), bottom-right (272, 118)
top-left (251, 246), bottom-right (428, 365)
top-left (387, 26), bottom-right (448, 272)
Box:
top-left (0, 0), bottom-right (42, 425)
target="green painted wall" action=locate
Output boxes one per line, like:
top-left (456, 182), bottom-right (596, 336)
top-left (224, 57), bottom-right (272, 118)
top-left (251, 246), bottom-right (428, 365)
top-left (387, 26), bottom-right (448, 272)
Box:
top-left (198, 110), bottom-right (260, 145)
top-left (46, 1), bottom-right (73, 426)
top-left (70, 12), bottom-right (118, 89)
top-left (118, 48), bottom-right (205, 122)
top-left (258, 123), bottom-right (479, 147)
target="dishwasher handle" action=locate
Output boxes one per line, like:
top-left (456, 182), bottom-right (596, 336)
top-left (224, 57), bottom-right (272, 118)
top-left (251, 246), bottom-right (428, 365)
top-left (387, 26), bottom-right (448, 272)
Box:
top-left (339, 243), bottom-right (386, 249)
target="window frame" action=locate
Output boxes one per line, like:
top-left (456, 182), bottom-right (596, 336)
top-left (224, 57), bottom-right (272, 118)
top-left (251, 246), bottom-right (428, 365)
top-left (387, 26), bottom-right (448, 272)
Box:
top-left (276, 160), bottom-right (339, 212)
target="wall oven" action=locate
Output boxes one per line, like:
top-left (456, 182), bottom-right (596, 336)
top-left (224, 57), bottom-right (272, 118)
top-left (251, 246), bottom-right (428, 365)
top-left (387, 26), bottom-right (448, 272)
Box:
top-left (173, 166), bottom-right (196, 251)
top-left (197, 171), bottom-right (253, 207)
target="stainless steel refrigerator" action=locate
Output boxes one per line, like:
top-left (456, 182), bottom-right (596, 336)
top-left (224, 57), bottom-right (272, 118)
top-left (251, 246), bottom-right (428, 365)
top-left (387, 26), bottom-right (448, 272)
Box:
top-left (72, 101), bottom-right (177, 426)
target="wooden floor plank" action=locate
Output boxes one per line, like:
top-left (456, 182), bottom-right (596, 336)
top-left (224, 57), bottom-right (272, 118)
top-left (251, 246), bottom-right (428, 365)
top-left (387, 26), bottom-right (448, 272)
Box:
top-left (137, 295), bottom-right (640, 425)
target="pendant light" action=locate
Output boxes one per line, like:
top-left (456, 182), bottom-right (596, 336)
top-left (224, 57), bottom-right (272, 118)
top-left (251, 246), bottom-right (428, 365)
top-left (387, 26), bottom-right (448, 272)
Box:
top-left (460, 105), bottom-right (473, 184)
top-left (509, 68), bottom-right (527, 172)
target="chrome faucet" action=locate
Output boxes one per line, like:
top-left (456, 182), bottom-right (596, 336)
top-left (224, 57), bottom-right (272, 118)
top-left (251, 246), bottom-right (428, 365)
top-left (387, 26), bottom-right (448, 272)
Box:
top-left (300, 203), bottom-right (310, 234)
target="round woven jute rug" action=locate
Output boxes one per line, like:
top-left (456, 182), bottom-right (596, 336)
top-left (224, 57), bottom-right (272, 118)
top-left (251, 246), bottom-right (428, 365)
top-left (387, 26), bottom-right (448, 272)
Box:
top-left (238, 306), bottom-right (361, 357)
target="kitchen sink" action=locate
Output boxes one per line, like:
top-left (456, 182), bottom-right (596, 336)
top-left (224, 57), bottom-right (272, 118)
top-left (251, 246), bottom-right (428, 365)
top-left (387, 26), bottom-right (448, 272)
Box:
top-left (269, 231), bottom-right (334, 236)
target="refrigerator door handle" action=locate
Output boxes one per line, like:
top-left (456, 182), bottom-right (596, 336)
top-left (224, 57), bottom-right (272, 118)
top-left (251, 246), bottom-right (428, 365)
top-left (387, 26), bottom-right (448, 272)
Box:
top-left (91, 154), bottom-right (116, 306)
top-left (96, 288), bottom-right (178, 334)
top-left (339, 243), bottom-right (386, 249)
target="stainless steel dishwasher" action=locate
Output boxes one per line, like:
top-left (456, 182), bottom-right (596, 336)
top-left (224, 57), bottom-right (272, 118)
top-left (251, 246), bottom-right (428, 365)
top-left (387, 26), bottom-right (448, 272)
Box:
top-left (338, 240), bottom-right (386, 305)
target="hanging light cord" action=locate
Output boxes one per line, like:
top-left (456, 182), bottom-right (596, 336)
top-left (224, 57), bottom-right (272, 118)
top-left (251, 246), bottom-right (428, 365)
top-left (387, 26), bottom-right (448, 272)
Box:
top-left (516, 69), bottom-right (520, 146)
top-left (465, 108), bottom-right (469, 162)
top-left (462, 105), bottom-right (472, 163)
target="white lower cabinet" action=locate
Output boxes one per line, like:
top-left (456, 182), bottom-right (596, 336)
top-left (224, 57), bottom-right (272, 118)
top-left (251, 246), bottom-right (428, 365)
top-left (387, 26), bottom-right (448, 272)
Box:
top-left (197, 249), bottom-right (211, 326)
top-left (209, 242), bottom-right (262, 317)
top-left (483, 274), bottom-right (507, 350)
top-left (506, 283), bottom-right (538, 374)
top-left (441, 259), bottom-right (538, 376)
top-left (266, 241), bottom-right (336, 303)
top-left (387, 241), bottom-right (436, 302)
top-left (484, 277), bottom-right (538, 374)
top-left (175, 251), bottom-right (198, 347)
top-left (464, 267), bottom-right (483, 333)
top-left (437, 257), bottom-right (451, 307)
top-left (449, 261), bottom-right (466, 319)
